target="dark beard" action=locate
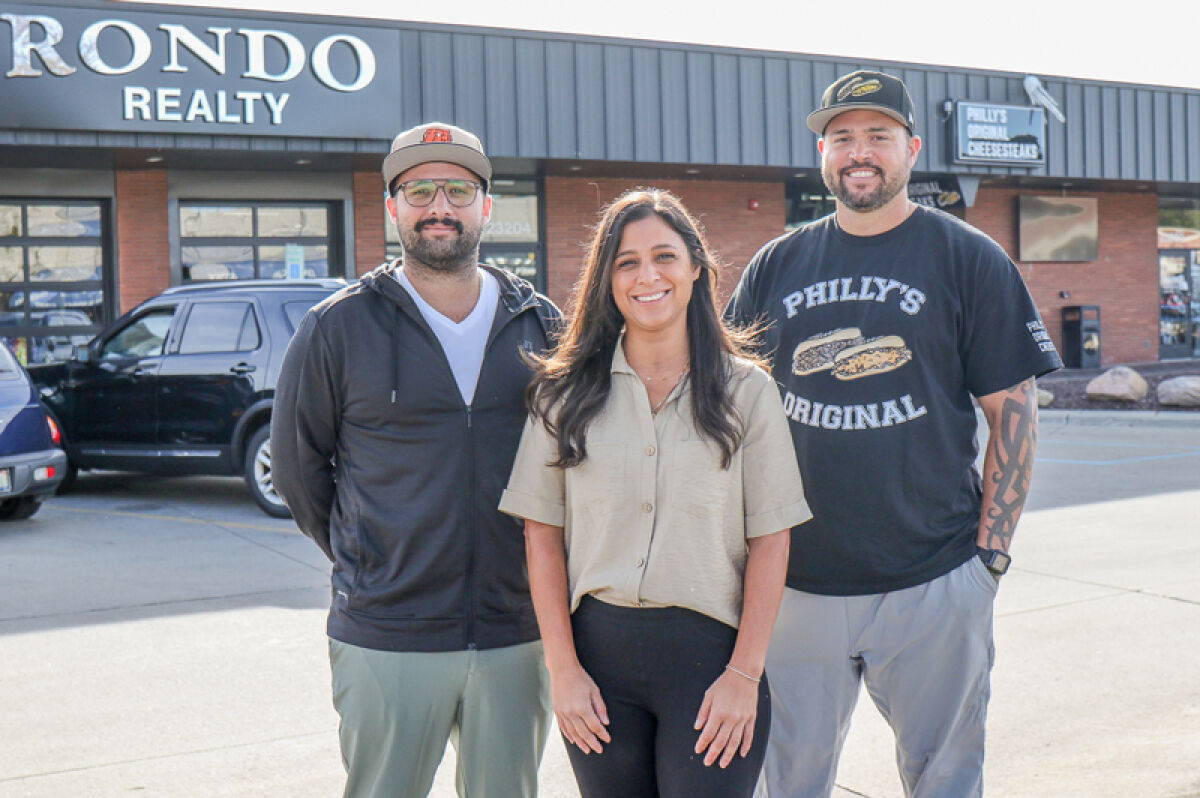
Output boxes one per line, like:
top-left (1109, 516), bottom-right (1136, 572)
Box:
top-left (399, 217), bottom-right (483, 272)
top-left (822, 162), bottom-right (908, 212)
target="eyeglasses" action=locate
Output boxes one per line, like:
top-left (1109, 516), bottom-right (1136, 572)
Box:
top-left (394, 179), bottom-right (483, 207)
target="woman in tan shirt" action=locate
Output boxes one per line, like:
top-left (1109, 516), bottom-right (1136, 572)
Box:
top-left (500, 188), bottom-right (810, 798)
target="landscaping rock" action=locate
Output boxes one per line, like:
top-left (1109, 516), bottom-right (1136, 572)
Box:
top-left (1037, 388), bottom-right (1055, 407)
top-left (1157, 375), bottom-right (1200, 407)
top-left (1086, 367), bottom-right (1149, 402)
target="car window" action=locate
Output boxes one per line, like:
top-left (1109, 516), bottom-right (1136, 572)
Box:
top-left (283, 298), bottom-right (323, 334)
top-left (178, 301), bottom-right (261, 354)
top-left (0, 342), bottom-right (20, 378)
top-left (100, 309), bottom-right (175, 359)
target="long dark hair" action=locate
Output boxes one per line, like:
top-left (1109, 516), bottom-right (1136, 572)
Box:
top-left (527, 188), bottom-right (763, 469)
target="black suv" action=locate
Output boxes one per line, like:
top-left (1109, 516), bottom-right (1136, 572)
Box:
top-left (28, 279), bottom-right (345, 517)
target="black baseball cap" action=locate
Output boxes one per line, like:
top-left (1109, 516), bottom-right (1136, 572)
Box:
top-left (807, 70), bottom-right (916, 136)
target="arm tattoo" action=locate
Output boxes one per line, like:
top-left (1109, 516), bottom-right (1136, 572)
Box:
top-left (983, 381), bottom-right (1037, 552)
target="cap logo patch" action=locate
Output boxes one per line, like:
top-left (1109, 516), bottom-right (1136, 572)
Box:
top-left (422, 127), bottom-right (453, 143)
top-left (838, 78), bottom-right (883, 101)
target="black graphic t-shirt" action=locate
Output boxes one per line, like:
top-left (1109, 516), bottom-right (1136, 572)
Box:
top-left (727, 206), bottom-right (1062, 595)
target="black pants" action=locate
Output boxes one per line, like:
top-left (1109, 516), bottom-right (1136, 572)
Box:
top-left (566, 596), bottom-right (771, 798)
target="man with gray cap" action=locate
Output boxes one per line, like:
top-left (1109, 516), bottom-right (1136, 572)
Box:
top-left (272, 122), bottom-right (557, 797)
top-left (727, 71), bottom-right (1061, 796)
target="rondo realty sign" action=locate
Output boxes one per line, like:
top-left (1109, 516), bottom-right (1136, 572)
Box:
top-left (0, 4), bottom-right (399, 137)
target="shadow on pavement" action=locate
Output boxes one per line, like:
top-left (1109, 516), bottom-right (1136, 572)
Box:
top-left (0, 472), bottom-right (333, 637)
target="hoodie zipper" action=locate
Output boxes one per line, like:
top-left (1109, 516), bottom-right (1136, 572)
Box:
top-left (464, 400), bottom-right (477, 649)
top-left (380, 264), bottom-right (543, 651)
top-left (462, 289), bottom-right (537, 651)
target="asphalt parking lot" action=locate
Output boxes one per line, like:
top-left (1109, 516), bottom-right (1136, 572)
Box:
top-left (1, 410), bottom-right (1198, 798)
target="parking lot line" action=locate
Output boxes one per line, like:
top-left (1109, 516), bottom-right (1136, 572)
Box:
top-left (1039, 437), bottom-right (1200, 451)
top-left (44, 504), bottom-right (293, 533)
top-left (1038, 450), bottom-right (1200, 466)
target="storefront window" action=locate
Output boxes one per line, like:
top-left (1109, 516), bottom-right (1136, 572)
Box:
top-left (257, 207), bottom-right (329, 237)
top-left (0, 206), bottom-right (21, 237)
top-left (258, 245), bottom-right (330, 278)
top-left (26, 205), bottom-right (101, 237)
top-left (0, 200), bottom-right (108, 364)
top-left (1158, 198), bottom-right (1200, 359)
top-left (181, 245), bottom-right (254, 281)
top-left (179, 203), bottom-right (339, 281)
top-left (0, 247), bottom-right (21, 281)
top-left (180, 206), bottom-right (253, 237)
top-left (786, 191), bottom-right (836, 229)
top-left (28, 246), bottom-right (103, 281)
top-left (483, 195), bottom-right (538, 244)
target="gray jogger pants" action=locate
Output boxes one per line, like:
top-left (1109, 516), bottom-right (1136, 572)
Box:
top-left (757, 556), bottom-right (998, 798)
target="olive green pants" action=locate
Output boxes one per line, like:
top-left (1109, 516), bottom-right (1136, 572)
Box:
top-left (329, 638), bottom-right (552, 798)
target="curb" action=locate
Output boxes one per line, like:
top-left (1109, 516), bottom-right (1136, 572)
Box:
top-left (1038, 408), bottom-right (1200, 428)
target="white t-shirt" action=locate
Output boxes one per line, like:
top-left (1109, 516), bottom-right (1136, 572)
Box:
top-left (395, 267), bottom-right (499, 405)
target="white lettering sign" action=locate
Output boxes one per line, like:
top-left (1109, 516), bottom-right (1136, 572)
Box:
top-left (124, 85), bottom-right (291, 125)
top-left (3, 12), bottom-right (377, 132)
top-left (956, 102), bottom-right (1046, 165)
top-left (79, 19), bottom-right (152, 75)
top-left (160, 24), bottom-right (230, 75)
top-left (1, 13), bottom-right (377, 91)
top-left (1, 13), bottom-right (75, 76)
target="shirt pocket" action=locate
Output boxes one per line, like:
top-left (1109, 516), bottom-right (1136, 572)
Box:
top-left (569, 441), bottom-right (628, 516)
top-left (672, 440), bottom-right (733, 520)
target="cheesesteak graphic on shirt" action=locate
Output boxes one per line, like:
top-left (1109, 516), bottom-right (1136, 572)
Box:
top-left (791, 328), bottom-right (914, 381)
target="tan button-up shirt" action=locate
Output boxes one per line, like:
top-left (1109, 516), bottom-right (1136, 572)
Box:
top-left (500, 341), bottom-right (811, 628)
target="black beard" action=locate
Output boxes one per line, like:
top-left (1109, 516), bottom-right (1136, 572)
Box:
top-left (399, 216), bottom-right (482, 272)
top-left (822, 161), bottom-right (909, 212)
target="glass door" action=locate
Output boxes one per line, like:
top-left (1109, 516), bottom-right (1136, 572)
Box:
top-left (1190, 252), bottom-right (1200, 358)
top-left (480, 245), bottom-right (541, 292)
top-left (1159, 250), bottom-right (1194, 359)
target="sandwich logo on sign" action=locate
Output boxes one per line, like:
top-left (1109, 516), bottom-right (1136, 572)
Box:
top-left (838, 77), bottom-right (882, 101)
top-left (422, 127), bottom-right (453, 143)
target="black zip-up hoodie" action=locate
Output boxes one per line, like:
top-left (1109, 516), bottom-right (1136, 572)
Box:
top-left (271, 263), bottom-right (560, 652)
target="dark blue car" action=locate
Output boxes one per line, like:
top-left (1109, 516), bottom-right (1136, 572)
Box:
top-left (0, 344), bottom-right (67, 520)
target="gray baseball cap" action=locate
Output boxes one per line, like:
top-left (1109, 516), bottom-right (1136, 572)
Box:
top-left (381, 122), bottom-right (492, 192)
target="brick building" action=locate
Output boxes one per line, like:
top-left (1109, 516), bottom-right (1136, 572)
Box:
top-left (2, 0), bottom-right (1199, 366)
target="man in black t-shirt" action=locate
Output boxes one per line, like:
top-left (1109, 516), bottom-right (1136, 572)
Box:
top-left (728, 71), bottom-right (1061, 798)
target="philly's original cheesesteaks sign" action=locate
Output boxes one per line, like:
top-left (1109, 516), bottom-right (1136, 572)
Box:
top-left (0, 4), bottom-right (398, 138)
top-left (953, 101), bottom-right (1046, 166)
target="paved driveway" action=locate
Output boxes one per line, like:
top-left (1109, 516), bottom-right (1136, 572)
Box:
top-left (1, 413), bottom-right (1197, 797)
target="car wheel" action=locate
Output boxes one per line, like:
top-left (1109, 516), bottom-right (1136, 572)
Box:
top-left (0, 496), bottom-right (43, 521)
top-left (244, 425), bottom-right (292, 519)
top-left (55, 460), bottom-right (78, 495)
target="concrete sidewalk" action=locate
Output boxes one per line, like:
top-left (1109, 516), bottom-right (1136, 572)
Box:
top-left (0, 417), bottom-right (1197, 797)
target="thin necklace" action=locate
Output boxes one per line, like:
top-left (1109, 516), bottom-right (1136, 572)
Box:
top-left (636, 362), bottom-right (689, 383)
top-left (649, 367), bottom-right (689, 415)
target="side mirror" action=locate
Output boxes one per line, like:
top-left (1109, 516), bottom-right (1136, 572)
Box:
top-left (72, 344), bottom-right (91, 363)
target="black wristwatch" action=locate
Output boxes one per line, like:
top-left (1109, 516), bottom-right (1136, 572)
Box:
top-left (977, 547), bottom-right (1012, 577)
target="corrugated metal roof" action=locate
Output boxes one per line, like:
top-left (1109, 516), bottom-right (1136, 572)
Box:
top-left (5, 15), bottom-right (1198, 185)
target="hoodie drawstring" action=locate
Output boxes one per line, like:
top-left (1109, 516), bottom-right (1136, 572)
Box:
top-left (391, 304), bottom-right (400, 403)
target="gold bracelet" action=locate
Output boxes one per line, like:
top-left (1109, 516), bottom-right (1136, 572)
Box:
top-left (724, 664), bottom-right (761, 684)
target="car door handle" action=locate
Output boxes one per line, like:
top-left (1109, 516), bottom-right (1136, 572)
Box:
top-left (230, 363), bottom-right (257, 374)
